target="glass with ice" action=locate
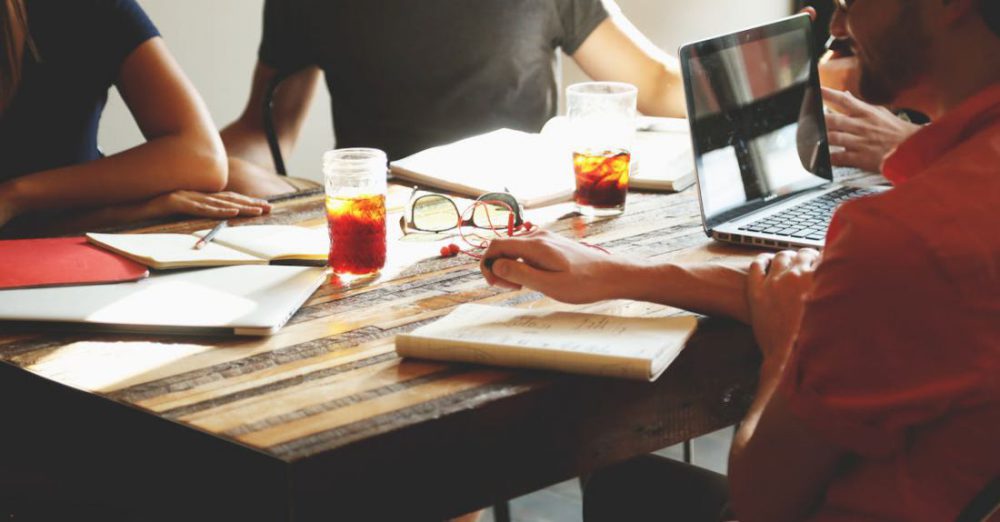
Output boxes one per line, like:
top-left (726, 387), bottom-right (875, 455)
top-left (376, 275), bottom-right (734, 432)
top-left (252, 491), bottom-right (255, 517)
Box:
top-left (566, 82), bottom-right (638, 217)
top-left (323, 148), bottom-right (388, 276)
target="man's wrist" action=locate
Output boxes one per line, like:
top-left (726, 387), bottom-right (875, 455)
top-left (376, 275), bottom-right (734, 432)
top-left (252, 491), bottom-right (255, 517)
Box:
top-left (618, 260), bottom-right (672, 302)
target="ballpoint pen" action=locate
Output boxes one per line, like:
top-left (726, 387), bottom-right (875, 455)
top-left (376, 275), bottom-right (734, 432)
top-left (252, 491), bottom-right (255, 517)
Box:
top-left (193, 220), bottom-right (228, 250)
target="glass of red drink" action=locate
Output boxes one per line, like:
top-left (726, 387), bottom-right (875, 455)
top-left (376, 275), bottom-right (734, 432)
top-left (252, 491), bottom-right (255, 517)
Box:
top-left (323, 149), bottom-right (388, 276)
top-left (567, 82), bottom-right (637, 216)
top-left (573, 149), bottom-right (631, 216)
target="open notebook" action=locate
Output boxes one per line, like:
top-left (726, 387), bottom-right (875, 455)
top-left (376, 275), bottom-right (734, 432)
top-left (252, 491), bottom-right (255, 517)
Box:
top-left (390, 129), bottom-right (575, 209)
top-left (390, 122), bottom-right (694, 209)
top-left (87, 224), bottom-right (328, 270)
top-left (544, 116), bottom-right (696, 192)
top-left (630, 117), bottom-right (696, 192)
top-left (395, 304), bottom-right (698, 381)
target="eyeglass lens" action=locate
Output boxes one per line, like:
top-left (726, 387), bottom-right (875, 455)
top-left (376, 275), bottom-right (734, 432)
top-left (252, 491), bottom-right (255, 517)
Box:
top-left (411, 192), bottom-right (522, 232)
top-left (472, 201), bottom-right (515, 229)
top-left (411, 194), bottom-right (460, 232)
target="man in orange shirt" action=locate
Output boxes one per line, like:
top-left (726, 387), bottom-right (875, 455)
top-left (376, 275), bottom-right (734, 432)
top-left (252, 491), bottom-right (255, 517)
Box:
top-left (479, 0), bottom-right (1000, 520)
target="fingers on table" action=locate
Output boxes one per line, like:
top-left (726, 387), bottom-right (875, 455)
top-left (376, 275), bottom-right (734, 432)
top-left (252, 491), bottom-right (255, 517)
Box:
top-left (182, 199), bottom-right (242, 217)
top-left (207, 192), bottom-right (273, 215)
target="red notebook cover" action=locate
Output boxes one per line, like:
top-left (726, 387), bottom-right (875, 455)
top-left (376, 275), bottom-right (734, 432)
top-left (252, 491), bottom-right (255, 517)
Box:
top-left (0, 236), bottom-right (149, 290)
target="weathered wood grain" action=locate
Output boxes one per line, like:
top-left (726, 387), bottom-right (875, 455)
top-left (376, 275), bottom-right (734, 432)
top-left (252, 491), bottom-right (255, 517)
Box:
top-left (0, 187), bottom-right (759, 521)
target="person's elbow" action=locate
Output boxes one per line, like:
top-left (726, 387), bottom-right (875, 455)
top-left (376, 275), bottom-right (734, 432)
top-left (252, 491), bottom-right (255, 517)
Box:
top-left (640, 65), bottom-right (686, 118)
top-left (178, 130), bottom-right (229, 193)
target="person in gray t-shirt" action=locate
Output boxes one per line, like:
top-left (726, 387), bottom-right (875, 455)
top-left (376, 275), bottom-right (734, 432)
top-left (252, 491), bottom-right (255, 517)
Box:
top-left (223, 0), bottom-right (686, 197)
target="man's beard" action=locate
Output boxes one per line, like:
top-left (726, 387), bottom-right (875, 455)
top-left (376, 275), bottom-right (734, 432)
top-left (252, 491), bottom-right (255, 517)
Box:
top-left (854, 10), bottom-right (930, 106)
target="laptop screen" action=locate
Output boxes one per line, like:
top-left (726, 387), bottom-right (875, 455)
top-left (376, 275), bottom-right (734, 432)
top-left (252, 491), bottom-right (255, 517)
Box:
top-left (680, 14), bottom-right (833, 229)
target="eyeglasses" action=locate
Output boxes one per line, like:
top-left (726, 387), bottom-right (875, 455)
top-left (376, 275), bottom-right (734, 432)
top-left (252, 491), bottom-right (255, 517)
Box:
top-left (402, 188), bottom-right (524, 234)
top-left (834, 0), bottom-right (855, 11)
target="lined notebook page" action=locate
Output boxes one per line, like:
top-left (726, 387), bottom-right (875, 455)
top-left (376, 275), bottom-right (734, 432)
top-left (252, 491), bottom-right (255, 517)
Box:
top-left (87, 233), bottom-right (264, 269)
top-left (193, 225), bottom-right (329, 261)
top-left (396, 304), bottom-right (698, 381)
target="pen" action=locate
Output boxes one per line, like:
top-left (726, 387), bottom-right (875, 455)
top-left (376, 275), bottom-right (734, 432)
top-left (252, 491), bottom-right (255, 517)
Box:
top-left (193, 221), bottom-right (228, 250)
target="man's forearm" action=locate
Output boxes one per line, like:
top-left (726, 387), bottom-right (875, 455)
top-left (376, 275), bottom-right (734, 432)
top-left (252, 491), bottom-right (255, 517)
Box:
top-left (623, 261), bottom-right (751, 323)
top-left (623, 258), bottom-right (789, 446)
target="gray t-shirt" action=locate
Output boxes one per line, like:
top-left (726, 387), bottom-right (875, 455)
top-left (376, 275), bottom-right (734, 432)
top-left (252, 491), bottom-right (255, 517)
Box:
top-left (260, 0), bottom-right (609, 160)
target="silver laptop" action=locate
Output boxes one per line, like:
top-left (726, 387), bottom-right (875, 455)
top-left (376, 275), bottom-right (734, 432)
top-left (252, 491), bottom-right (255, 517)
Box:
top-left (0, 265), bottom-right (327, 336)
top-left (679, 14), bottom-right (886, 250)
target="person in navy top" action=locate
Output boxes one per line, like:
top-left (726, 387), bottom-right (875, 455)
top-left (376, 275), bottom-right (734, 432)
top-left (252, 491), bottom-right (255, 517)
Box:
top-left (0, 0), bottom-right (269, 235)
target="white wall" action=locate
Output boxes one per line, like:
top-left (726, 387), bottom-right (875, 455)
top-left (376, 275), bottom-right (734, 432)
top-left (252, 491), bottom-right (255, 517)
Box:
top-left (562, 0), bottom-right (794, 108)
top-left (100, 0), bottom-right (789, 184)
top-left (98, 0), bottom-right (333, 181)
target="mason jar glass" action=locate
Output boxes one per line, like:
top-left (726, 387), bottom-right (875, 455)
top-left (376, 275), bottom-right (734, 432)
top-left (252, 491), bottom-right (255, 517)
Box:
top-left (323, 148), bottom-right (388, 276)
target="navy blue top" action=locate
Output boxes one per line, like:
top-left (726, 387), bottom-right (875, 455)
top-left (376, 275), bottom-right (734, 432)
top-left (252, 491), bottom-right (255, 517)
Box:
top-left (0, 0), bottom-right (159, 181)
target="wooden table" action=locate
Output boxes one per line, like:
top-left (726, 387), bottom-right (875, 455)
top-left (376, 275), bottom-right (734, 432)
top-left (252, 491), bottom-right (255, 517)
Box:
top-left (0, 187), bottom-right (760, 521)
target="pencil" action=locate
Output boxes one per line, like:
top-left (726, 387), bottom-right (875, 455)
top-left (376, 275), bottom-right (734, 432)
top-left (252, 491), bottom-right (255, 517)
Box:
top-left (193, 221), bottom-right (229, 250)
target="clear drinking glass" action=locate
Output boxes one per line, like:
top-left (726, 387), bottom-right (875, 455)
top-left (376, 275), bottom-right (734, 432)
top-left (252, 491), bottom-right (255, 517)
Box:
top-left (323, 148), bottom-right (388, 276)
top-left (566, 82), bottom-right (638, 217)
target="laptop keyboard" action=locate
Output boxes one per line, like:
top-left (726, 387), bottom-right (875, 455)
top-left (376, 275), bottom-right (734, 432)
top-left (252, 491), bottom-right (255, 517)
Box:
top-left (738, 187), bottom-right (881, 241)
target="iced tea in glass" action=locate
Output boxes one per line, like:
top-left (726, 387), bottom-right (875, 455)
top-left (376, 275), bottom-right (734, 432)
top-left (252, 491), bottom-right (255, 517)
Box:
top-left (323, 148), bottom-right (388, 276)
top-left (326, 193), bottom-right (386, 275)
top-left (566, 82), bottom-right (637, 217)
top-left (573, 149), bottom-right (630, 214)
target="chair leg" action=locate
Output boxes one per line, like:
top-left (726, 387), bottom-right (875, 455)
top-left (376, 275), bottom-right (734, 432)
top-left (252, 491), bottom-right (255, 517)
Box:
top-left (493, 501), bottom-right (511, 522)
top-left (683, 439), bottom-right (693, 464)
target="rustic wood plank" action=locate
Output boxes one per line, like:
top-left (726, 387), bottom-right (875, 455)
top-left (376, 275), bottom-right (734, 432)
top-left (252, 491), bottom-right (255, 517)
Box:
top-left (136, 340), bottom-right (398, 413)
top-left (238, 369), bottom-right (514, 449)
top-left (180, 359), bottom-right (451, 432)
top-left (0, 186), bottom-right (760, 521)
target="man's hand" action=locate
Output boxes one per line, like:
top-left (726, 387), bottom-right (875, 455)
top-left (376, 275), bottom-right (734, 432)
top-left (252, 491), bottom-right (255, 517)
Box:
top-left (747, 249), bottom-right (820, 362)
top-left (822, 87), bottom-right (922, 173)
top-left (480, 229), bottom-right (631, 304)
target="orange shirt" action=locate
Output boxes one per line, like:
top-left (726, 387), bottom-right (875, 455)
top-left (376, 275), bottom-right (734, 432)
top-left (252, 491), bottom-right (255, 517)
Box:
top-left (783, 84), bottom-right (1000, 521)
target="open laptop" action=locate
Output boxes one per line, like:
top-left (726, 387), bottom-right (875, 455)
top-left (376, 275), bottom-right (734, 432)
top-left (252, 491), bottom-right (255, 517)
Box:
top-left (0, 265), bottom-right (327, 336)
top-left (679, 14), bottom-right (886, 249)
